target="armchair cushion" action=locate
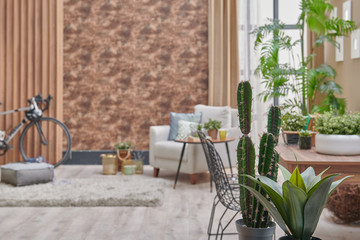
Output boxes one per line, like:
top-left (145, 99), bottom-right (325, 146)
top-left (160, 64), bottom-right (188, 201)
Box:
top-left (175, 120), bottom-right (198, 140)
top-left (194, 104), bottom-right (231, 129)
top-left (168, 112), bottom-right (202, 140)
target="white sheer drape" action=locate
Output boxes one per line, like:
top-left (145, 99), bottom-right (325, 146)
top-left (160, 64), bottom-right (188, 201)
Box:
top-left (237, 0), bottom-right (270, 145)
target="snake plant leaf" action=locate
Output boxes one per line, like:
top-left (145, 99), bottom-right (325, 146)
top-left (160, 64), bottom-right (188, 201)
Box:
top-left (282, 181), bottom-right (308, 239)
top-left (240, 183), bottom-right (290, 236)
top-left (302, 175), bottom-right (339, 239)
top-left (289, 166), bottom-right (307, 192)
top-left (278, 164), bottom-right (291, 181)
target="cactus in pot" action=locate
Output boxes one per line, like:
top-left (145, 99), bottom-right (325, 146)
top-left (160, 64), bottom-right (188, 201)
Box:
top-left (236, 81), bottom-right (281, 230)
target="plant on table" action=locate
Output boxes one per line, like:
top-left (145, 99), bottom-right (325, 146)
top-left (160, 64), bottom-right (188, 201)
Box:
top-left (282, 112), bottom-right (307, 132)
top-left (315, 112), bottom-right (360, 135)
top-left (252, 0), bottom-right (355, 115)
top-left (203, 118), bottom-right (221, 139)
top-left (236, 81), bottom-right (281, 235)
top-left (298, 130), bottom-right (313, 149)
top-left (240, 164), bottom-right (351, 240)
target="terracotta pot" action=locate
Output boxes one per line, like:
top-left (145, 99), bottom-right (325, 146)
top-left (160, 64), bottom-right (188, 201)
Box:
top-left (207, 129), bottom-right (218, 140)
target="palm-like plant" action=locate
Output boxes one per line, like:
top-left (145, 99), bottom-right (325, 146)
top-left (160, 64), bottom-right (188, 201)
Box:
top-left (253, 0), bottom-right (356, 115)
top-left (240, 164), bottom-right (351, 240)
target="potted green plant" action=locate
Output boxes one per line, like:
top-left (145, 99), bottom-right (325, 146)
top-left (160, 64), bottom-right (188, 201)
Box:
top-left (315, 112), bottom-right (360, 155)
top-left (282, 112), bottom-right (307, 145)
top-left (203, 118), bottom-right (221, 140)
top-left (236, 81), bottom-right (282, 240)
top-left (240, 164), bottom-right (351, 240)
top-left (114, 141), bottom-right (134, 171)
top-left (253, 0), bottom-right (355, 116)
top-left (298, 130), bottom-right (312, 150)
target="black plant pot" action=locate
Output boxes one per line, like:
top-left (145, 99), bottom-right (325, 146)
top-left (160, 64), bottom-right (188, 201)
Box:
top-left (299, 136), bottom-right (312, 149)
top-left (286, 133), bottom-right (299, 145)
top-left (278, 236), bottom-right (321, 240)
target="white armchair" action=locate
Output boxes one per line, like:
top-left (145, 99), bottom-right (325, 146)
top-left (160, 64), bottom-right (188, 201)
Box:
top-left (149, 104), bottom-right (241, 184)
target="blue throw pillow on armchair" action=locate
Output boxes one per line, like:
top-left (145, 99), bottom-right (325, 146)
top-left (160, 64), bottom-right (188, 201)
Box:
top-left (168, 112), bottom-right (202, 140)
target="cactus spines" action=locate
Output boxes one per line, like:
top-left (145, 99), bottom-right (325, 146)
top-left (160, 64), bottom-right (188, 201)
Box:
top-left (237, 81), bottom-right (281, 228)
top-left (237, 81), bottom-right (252, 135)
top-left (267, 106), bottom-right (281, 144)
top-left (237, 135), bottom-right (255, 225)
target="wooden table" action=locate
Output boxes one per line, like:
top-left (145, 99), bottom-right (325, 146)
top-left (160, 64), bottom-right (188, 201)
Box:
top-left (173, 137), bottom-right (236, 189)
top-left (277, 141), bottom-right (360, 184)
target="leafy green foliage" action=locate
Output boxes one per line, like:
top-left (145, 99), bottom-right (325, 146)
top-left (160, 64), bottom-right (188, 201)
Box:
top-left (298, 130), bottom-right (312, 137)
top-left (315, 112), bottom-right (360, 135)
top-left (281, 112), bottom-right (307, 131)
top-left (240, 165), bottom-right (352, 240)
top-left (114, 141), bottom-right (134, 150)
top-left (203, 118), bottom-right (221, 130)
top-left (252, 0), bottom-right (356, 115)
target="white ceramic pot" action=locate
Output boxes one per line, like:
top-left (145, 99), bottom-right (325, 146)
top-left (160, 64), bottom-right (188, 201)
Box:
top-left (315, 134), bottom-right (360, 155)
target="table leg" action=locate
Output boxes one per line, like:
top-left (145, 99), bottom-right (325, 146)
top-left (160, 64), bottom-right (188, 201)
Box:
top-left (225, 142), bottom-right (233, 175)
top-left (173, 142), bottom-right (186, 189)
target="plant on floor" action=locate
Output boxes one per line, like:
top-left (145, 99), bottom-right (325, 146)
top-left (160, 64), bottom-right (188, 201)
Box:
top-left (240, 164), bottom-right (351, 240)
top-left (114, 141), bottom-right (134, 150)
top-left (253, 0), bottom-right (355, 115)
top-left (315, 111), bottom-right (360, 135)
top-left (237, 81), bottom-right (282, 228)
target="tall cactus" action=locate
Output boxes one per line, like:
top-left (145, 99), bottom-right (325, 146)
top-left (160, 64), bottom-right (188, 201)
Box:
top-left (237, 81), bottom-right (281, 228)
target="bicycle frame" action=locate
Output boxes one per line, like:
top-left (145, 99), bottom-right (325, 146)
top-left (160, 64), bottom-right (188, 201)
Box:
top-left (0, 98), bottom-right (41, 147)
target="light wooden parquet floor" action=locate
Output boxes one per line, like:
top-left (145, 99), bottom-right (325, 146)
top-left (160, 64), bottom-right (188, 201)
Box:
top-left (0, 165), bottom-right (359, 240)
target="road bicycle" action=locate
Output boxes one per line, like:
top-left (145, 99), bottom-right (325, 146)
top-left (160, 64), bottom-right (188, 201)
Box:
top-left (0, 94), bottom-right (72, 168)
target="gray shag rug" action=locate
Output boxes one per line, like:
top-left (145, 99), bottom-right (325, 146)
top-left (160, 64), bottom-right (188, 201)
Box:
top-left (0, 175), bottom-right (169, 207)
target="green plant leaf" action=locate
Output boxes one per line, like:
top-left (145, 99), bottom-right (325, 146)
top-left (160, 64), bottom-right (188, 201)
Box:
top-left (328, 175), bottom-right (353, 198)
top-left (300, 166), bottom-right (316, 190)
top-left (306, 167), bottom-right (330, 192)
top-left (278, 164), bottom-right (292, 181)
top-left (239, 183), bottom-right (290, 236)
top-left (302, 175), bottom-right (338, 239)
top-left (289, 166), bottom-right (307, 192)
top-left (282, 181), bottom-right (308, 239)
top-left (307, 173), bottom-right (340, 198)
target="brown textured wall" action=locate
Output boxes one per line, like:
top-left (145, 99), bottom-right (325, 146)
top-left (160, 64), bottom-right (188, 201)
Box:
top-left (63, 0), bottom-right (208, 150)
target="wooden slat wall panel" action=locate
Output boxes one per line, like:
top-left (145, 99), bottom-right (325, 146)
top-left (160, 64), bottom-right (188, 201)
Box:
top-left (0, 0), bottom-right (63, 165)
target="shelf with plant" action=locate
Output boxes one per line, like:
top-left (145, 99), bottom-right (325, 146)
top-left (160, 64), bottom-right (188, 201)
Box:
top-left (252, 0), bottom-right (356, 116)
top-left (314, 112), bottom-right (360, 155)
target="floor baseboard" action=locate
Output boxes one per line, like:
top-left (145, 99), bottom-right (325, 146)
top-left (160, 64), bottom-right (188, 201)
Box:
top-left (63, 150), bottom-right (149, 165)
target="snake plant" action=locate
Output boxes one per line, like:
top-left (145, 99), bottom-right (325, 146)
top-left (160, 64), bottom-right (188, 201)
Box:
top-left (240, 164), bottom-right (351, 240)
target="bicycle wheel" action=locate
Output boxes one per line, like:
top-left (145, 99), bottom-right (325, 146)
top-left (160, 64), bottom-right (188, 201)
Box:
top-left (19, 117), bottom-right (72, 168)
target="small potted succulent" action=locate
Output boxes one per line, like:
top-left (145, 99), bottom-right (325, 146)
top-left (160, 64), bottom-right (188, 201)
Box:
top-left (203, 118), bottom-right (221, 140)
top-left (315, 112), bottom-right (360, 155)
top-left (298, 130), bottom-right (312, 150)
top-left (114, 141), bottom-right (134, 171)
top-left (240, 164), bottom-right (351, 240)
top-left (281, 112), bottom-right (307, 145)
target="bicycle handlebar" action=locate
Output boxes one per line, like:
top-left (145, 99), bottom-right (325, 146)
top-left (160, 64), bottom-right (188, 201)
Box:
top-left (29, 94), bottom-right (53, 112)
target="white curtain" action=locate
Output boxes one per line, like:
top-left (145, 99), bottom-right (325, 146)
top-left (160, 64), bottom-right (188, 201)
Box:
top-left (237, 0), bottom-right (270, 145)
